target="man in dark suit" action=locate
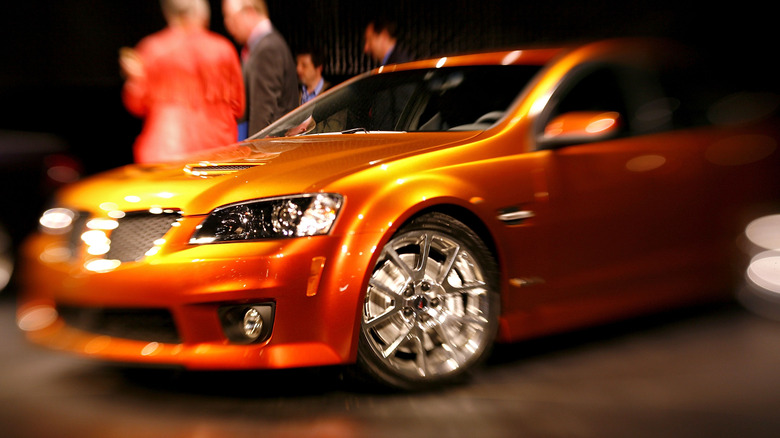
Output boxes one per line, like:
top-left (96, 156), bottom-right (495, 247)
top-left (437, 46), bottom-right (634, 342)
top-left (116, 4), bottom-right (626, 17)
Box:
top-left (223, 0), bottom-right (298, 137)
top-left (296, 47), bottom-right (331, 105)
top-left (363, 19), bottom-right (412, 66)
top-left (362, 19), bottom-right (414, 130)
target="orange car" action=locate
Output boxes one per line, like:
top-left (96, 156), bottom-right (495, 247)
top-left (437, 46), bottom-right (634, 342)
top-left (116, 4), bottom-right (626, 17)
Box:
top-left (17, 39), bottom-right (779, 389)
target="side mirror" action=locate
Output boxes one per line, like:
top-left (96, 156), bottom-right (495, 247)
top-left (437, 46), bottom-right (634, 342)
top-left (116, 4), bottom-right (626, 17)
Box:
top-left (538, 111), bottom-right (622, 148)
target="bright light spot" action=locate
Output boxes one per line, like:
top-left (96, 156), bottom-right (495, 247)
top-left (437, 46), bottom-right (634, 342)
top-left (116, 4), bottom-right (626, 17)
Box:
top-left (157, 192), bottom-right (175, 199)
top-left (108, 210), bottom-right (126, 219)
top-left (81, 230), bottom-right (109, 246)
top-left (145, 246), bottom-right (160, 257)
top-left (436, 57), bottom-right (447, 68)
top-left (84, 259), bottom-right (121, 273)
top-left (746, 215), bottom-right (780, 250)
top-left (586, 117), bottom-right (616, 133)
top-left (87, 243), bottom-right (110, 256)
top-left (39, 208), bottom-right (75, 231)
top-left (17, 305), bottom-right (59, 331)
top-left (342, 245), bottom-right (348, 254)
top-left (381, 164), bottom-right (389, 171)
top-left (149, 207), bottom-right (163, 214)
top-left (141, 342), bottom-right (161, 356)
top-left (124, 195), bottom-right (141, 203)
top-left (747, 252), bottom-right (780, 294)
top-left (86, 219), bottom-right (118, 230)
top-left (396, 178), bottom-right (405, 185)
top-left (501, 50), bottom-right (522, 65)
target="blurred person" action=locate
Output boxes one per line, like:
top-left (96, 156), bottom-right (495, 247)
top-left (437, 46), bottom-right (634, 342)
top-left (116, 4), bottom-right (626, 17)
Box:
top-left (296, 47), bottom-right (330, 105)
top-left (120, 0), bottom-right (245, 163)
top-left (222, 0), bottom-right (298, 137)
top-left (363, 18), bottom-right (412, 66)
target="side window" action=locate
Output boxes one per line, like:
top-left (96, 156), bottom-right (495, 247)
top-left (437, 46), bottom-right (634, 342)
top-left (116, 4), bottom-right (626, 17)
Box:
top-left (536, 63), bottom-right (674, 149)
top-left (551, 68), bottom-right (628, 123)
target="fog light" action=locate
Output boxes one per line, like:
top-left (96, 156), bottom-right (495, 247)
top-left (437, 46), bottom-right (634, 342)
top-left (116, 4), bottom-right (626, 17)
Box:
top-left (219, 304), bottom-right (274, 344)
top-left (243, 308), bottom-right (263, 340)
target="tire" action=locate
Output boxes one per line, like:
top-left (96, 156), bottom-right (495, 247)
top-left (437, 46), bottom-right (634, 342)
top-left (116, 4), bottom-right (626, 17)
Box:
top-left (357, 212), bottom-right (499, 390)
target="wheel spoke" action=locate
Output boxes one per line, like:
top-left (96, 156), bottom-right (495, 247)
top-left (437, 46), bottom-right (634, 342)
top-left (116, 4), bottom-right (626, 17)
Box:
top-left (410, 324), bottom-right (428, 377)
top-left (364, 305), bottom-right (401, 329)
top-left (368, 276), bottom-right (402, 299)
top-left (444, 281), bottom-right (487, 297)
top-left (415, 232), bottom-right (433, 282)
top-left (434, 243), bottom-right (461, 284)
top-left (432, 318), bottom-right (467, 365)
top-left (385, 246), bottom-right (415, 281)
top-left (381, 320), bottom-right (413, 359)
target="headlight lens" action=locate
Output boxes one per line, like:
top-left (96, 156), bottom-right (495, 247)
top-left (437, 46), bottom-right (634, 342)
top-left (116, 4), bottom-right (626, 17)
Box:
top-left (189, 193), bottom-right (343, 244)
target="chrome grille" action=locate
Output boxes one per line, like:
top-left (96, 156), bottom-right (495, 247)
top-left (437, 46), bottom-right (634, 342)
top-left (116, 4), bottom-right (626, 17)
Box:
top-left (105, 211), bottom-right (180, 262)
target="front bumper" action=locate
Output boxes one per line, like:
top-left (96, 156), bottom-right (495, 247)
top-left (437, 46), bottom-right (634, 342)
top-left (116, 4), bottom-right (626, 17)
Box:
top-left (16, 221), bottom-right (380, 370)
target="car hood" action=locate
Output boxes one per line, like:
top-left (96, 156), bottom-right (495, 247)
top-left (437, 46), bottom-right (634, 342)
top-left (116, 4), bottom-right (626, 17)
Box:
top-left (58, 132), bottom-right (481, 216)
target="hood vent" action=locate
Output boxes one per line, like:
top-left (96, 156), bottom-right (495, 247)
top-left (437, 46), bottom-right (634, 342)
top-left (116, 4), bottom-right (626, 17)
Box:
top-left (183, 163), bottom-right (258, 177)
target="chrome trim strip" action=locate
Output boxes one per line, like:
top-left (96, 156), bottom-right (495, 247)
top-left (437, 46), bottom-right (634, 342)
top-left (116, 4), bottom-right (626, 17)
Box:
top-left (497, 210), bottom-right (535, 223)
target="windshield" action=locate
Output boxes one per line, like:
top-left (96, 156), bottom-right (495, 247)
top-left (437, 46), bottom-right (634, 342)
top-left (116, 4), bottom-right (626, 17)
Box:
top-left (255, 65), bottom-right (542, 138)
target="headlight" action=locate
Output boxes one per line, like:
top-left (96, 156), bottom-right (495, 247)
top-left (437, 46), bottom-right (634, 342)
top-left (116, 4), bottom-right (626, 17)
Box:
top-left (189, 193), bottom-right (343, 244)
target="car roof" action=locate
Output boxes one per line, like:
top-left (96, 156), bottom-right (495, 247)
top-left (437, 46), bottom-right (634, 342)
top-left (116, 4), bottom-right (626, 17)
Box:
top-left (371, 47), bottom-right (567, 74)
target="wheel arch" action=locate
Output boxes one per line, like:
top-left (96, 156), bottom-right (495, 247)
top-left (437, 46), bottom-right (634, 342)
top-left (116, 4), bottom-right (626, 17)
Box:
top-left (398, 203), bottom-right (500, 268)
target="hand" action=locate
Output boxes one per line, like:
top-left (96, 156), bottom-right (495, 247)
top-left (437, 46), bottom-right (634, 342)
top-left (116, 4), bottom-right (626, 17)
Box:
top-left (119, 47), bottom-right (144, 79)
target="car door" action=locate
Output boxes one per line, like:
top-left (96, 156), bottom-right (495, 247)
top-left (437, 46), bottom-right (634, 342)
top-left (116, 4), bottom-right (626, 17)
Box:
top-left (532, 62), bottom-right (707, 309)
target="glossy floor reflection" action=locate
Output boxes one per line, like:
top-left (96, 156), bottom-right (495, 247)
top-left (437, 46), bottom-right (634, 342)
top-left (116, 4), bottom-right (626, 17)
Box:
top-left (2, 294), bottom-right (780, 438)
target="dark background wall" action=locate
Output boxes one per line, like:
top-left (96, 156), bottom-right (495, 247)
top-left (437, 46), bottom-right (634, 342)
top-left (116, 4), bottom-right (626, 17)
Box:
top-left (1, 0), bottom-right (775, 176)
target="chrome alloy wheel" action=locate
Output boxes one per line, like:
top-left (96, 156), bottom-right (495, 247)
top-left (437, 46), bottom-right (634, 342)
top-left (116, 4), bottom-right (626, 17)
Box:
top-left (359, 214), bottom-right (498, 388)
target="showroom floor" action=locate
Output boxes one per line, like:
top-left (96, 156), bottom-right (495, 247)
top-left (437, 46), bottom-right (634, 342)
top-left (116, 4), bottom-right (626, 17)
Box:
top-left (2, 293), bottom-right (780, 438)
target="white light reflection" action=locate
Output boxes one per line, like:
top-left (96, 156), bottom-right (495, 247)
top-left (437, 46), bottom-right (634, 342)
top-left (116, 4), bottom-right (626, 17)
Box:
top-left (436, 57), bottom-right (447, 68)
top-left (39, 208), bottom-right (75, 233)
top-left (747, 252), bottom-right (780, 294)
top-left (745, 214), bottom-right (780, 250)
top-left (17, 305), bottom-right (59, 332)
top-left (501, 50), bottom-right (522, 65)
top-left (84, 259), bottom-right (121, 273)
top-left (745, 215), bottom-right (780, 296)
top-left (739, 214), bottom-right (780, 320)
top-left (86, 218), bottom-right (118, 230)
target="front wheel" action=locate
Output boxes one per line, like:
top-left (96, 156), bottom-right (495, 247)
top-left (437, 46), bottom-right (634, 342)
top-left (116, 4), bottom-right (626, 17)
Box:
top-left (357, 213), bottom-right (499, 390)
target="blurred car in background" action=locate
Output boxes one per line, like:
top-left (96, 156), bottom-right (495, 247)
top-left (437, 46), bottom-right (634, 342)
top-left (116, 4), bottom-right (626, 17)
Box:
top-left (16, 39), bottom-right (779, 390)
top-left (0, 131), bottom-right (80, 292)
